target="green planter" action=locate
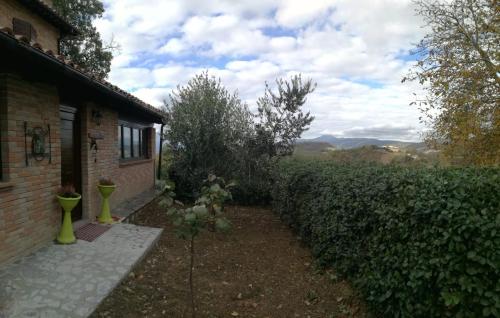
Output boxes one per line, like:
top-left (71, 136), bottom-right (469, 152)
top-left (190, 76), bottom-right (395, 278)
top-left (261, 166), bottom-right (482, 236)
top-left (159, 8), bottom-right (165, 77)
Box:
top-left (56, 194), bottom-right (81, 244)
top-left (97, 184), bottom-right (116, 224)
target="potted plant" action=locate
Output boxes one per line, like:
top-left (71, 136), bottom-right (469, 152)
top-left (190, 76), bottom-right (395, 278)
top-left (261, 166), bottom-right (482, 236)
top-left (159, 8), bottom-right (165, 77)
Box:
top-left (56, 185), bottom-right (81, 244)
top-left (97, 177), bottom-right (116, 224)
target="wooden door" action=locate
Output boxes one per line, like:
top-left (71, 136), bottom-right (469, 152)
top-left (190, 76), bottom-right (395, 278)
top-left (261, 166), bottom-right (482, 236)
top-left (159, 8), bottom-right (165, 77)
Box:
top-left (60, 105), bottom-right (82, 221)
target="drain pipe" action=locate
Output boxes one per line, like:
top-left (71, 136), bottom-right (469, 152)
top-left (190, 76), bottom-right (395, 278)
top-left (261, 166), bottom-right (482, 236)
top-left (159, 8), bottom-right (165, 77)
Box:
top-left (157, 124), bottom-right (165, 180)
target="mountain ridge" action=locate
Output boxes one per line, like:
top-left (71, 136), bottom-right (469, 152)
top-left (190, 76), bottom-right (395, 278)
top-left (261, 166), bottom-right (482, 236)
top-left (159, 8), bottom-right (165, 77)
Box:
top-left (299, 135), bottom-right (424, 150)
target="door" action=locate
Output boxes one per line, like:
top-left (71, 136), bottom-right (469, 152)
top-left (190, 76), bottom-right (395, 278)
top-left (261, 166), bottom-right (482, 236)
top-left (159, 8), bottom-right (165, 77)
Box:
top-left (60, 105), bottom-right (82, 221)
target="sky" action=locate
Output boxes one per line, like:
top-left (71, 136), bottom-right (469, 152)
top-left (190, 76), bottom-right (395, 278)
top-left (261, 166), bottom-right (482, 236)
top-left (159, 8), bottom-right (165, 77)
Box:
top-left (95, 0), bottom-right (429, 141)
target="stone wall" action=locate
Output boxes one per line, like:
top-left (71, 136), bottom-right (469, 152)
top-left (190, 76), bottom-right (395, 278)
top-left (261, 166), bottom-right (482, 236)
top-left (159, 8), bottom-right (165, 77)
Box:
top-left (0, 74), bottom-right (61, 264)
top-left (0, 0), bottom-right (60, 52)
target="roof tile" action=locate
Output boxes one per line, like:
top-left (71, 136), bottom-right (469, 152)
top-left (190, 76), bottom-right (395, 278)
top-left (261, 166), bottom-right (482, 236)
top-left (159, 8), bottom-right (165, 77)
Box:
top-left (0, 25), bottom-right (166, 120)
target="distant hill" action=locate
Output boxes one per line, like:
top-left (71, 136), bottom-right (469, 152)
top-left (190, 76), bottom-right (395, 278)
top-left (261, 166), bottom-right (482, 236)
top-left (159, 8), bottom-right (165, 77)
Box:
top-left (299, 135), bottom-right (425, 150)
top-left (294, 142), bottom-right (335, 156)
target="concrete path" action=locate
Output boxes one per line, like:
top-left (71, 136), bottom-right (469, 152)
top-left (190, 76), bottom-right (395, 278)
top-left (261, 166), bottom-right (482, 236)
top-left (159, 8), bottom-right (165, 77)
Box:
top-left (113, 188), bottom-right (158, 221)
top-left (0, 223), bottom-right (162, 318)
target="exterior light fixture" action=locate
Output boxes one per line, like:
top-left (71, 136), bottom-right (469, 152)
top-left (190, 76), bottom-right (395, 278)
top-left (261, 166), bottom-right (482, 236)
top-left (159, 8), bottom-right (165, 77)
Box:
top-left (91, 109), bottom-right (103, 126)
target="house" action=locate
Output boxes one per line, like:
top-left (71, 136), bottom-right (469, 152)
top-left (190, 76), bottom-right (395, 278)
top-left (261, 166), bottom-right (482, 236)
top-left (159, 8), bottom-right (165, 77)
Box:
top-left (382, 145), bottom-right (401, 153)
top-left (0, 0), bottom-right (165, 264)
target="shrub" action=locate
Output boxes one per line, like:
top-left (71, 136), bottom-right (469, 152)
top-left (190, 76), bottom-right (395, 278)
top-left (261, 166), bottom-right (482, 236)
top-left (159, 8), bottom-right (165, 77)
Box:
top-left (272, 158), bottom-right (500, 317)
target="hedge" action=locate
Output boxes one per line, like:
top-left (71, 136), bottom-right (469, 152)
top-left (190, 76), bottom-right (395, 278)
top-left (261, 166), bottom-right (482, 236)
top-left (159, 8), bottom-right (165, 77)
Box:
top-left (272, 159), bottom-right (500, 317)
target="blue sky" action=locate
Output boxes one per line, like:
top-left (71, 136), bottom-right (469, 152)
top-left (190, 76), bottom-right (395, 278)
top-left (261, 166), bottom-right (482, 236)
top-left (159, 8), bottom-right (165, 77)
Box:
top-left (96, 0), bottom-right (428, 141)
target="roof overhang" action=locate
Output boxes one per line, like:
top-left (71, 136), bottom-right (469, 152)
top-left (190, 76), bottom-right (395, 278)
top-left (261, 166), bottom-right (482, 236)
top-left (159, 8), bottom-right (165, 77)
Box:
top-left (0, 28), bottom-right (166, 124)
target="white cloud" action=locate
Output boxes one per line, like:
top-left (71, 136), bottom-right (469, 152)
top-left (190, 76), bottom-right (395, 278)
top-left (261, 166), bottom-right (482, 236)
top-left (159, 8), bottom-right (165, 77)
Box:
top-left (109, 67), bottom-right (154, 90)
top-left (275, 0), bottom-right (334, 28)
top-left (180, 14), bottom-right (270, 57)
top-left (132, 87), bottom-right (170, 107)
top-left (97, 0), bottom-right (427, 141)
top-left (159, 38), bottom-right (186, 55)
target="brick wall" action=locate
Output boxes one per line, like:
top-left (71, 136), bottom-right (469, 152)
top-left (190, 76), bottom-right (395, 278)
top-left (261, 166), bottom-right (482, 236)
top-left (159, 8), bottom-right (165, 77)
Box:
top-left (0, 0), bottom-right (61, 52)
top-left (80, 104), bottom-right (156, 221)
top-left (0, 74), bottom-right (61, 264)
top-left (0, 74), bottom-right (157, 265)
top-left (0, 74), bottom-right (7, 181)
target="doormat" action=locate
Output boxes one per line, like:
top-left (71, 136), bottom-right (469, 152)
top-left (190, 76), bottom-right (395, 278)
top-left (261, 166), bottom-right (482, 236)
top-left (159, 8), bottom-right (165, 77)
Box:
top-left (75, 223), bottom-right (111, 242)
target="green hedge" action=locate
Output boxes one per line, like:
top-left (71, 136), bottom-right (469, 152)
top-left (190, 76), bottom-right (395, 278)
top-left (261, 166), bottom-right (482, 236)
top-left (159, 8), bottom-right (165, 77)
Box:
top-left (272, 159), bottom-right (500, 317)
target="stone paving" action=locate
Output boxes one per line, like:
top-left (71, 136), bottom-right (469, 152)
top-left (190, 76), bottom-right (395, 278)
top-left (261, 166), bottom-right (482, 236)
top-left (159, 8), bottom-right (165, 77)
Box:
top-left (0, 223), bottom-right (162, 318)
top-left (113, 188), bottom-right (159, 221)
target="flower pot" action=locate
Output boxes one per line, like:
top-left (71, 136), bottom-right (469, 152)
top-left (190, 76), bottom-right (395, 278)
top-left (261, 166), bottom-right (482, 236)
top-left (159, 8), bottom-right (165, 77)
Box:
top-left (97, 184), bottom-right (116, 224)
top-left (56, 194), bottom-right (81, 244)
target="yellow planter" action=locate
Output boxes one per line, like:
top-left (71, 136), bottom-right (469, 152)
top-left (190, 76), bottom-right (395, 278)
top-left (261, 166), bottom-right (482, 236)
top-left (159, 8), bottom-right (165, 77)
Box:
top-left (56, 194), bottom-right (81, 244)
top-left (97, 184), bottom-right (116, 224)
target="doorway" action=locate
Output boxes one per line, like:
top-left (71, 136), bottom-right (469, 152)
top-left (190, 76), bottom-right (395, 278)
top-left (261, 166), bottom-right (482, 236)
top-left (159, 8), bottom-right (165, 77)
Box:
top-left (60, 105), bottom-right (82, 221)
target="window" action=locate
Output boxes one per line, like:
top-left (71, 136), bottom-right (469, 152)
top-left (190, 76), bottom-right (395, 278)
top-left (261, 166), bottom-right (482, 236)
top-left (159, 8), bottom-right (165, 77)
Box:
top-left (132, 128), bottom-right (140, 157)
top-left (123, 126), bottom-right (131, 158)
top-left (118, 124), bottom-right (149, 160)
top-left (12, 18), bottom-right (37, 41)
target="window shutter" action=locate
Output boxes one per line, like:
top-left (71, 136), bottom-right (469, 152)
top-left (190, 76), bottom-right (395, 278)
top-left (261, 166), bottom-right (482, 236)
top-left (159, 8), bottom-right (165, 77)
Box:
top-left (12, 18), bottom-right (37, 41)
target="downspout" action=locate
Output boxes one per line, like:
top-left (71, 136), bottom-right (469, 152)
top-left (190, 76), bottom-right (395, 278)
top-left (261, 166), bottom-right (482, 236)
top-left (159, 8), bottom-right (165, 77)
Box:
top-left (157, 124), bottom-right (164, 180)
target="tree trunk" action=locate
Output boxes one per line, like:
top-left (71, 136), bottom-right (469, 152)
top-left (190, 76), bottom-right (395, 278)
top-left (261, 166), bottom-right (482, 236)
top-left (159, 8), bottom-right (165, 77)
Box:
top-left (189, 237), bottom-right (196, 318)
top-left (208, 205), bottom-right (216, 232)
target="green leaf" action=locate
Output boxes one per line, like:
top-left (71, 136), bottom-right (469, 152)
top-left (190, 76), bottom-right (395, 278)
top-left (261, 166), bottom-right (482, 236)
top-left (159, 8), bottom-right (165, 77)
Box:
top-left (166, 208), bottom-right (177, 216)
top-left (185, 212), bottom-right (196, 223)
top-left (210, 183), bottom-right (222, 192)
top-left (192, 205), bottom-right (208, 218)
top-left (215, 218), bottom-right (231, 233)
top-left (159, 196), bottom-right (174, 207)
top-left (443, 291), bottom-right (462, 307)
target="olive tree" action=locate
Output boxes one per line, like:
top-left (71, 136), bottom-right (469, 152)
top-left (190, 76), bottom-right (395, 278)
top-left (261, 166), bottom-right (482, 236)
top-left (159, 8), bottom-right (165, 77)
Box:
top-left (163, 72), bottom-right (253, 198)
top-left (163, 72), bottom-right (316, 203)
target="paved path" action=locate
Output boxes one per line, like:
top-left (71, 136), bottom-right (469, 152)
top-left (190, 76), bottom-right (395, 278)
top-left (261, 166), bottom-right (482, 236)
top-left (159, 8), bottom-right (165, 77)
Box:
top-left (113, 188), bottom-right (158, 221)
top-left (0, 223), bottom-right (162, 318)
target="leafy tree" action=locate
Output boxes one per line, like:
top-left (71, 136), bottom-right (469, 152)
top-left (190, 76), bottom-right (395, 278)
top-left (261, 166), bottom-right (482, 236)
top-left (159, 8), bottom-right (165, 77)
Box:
top-left (232, 74), bottom-right (316, 203)
top-left (160, 177), bottom-right (231, 318)
top-left (163, 72), bottom-right (316, 203)
top-left (405, 0), bottom-right (499, 165)
top-left (164, 72), bottom-right (253, 198)
top-left (53, 0), bottom-right (114, 79)
top-left (255, 74), bottom-right (316, 157)
top-left (195, 174), bottom-right (235, 231)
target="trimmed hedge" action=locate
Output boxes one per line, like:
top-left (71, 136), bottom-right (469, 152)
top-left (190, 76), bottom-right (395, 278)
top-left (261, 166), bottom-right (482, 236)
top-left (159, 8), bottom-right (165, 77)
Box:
top-left (272, 159), bottom-right (500, 317)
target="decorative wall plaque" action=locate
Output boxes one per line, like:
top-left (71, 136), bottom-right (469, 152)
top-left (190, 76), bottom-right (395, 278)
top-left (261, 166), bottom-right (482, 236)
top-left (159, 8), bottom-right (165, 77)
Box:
top-left (24, 122), bottom-right (51, 166)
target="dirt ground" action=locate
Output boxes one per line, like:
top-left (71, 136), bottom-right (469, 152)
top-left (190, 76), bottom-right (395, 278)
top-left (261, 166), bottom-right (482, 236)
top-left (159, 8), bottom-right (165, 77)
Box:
top-left (91, 201), bottom-right (369, 318)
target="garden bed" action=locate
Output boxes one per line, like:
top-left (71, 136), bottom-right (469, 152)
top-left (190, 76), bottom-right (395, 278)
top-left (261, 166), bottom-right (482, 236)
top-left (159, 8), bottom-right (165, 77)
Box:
top-left (91, 200), bottom-right (369, 317)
